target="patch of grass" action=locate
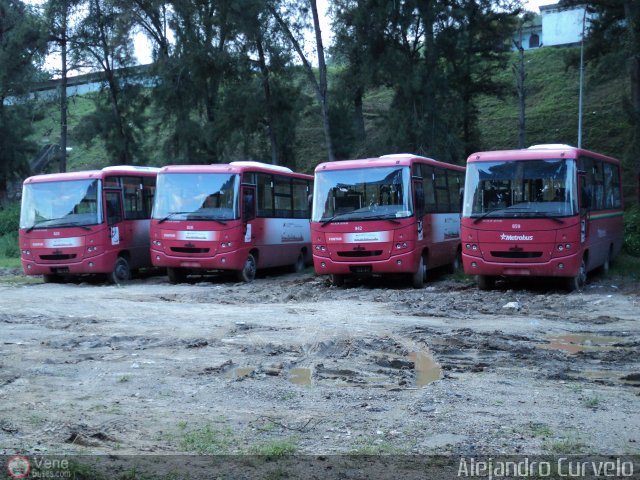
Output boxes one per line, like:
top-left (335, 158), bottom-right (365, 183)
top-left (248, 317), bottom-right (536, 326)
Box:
top-left (0, 256), bottom-right (22, 268)
top-left (544, 436), bottom-right (587, 454)
top-left (349, 436), bottom-right (405, 455)
top-left (582, 395), bottom-right (602, 409)
top-left (177, 420), bottom-right (188, 430)
top-left (118, 376), bottom-right (130, 383)
top-left (278, 391), bottom-right (297, 402)
top-left (0, 274), bottom-right (41, 285)
top-left (529, 423), bottom-right (553, 437)
top-left (0, 232), bottom-right (19, 259)
top-left (249, 437), bottom-right (298, 456)
top-left (180, 424), bottom-right (237, 454)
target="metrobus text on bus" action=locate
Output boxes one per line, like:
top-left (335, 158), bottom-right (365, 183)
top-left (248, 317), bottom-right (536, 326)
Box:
top-left (19, 166), bottom-right (159, 284)
top-left (150, 161), bottom-right (313, 283)
top-left (461, 144), bottom-right (623, 291)
top-left (311, 154), bottom-right (465, 288)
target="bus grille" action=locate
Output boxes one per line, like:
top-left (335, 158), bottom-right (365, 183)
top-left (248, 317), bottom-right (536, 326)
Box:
top-left (490, 251), bottom-right (543, 259)
top-left (170, 247), bottom-right (210, 254)
top-left (337, 250), bottom-right (383, 258)
top-left (40, 254), bottom-right (77, 261)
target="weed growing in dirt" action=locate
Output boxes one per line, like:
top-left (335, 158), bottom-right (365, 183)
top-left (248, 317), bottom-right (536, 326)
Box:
top-left (180, 424), bottom-right (237, 454)
top-left (582, 396), bottom-right (602, 409)
top-left (529, 423), bottom-right (553, 437)
top-left (545, 436), bottom-right (587, 454)
top-left (118, 376), bottom-right (130, 383)
top-left (350, 436), bottom-right (406, 454)
top-left (250, 437), bottom-right (298, 456)
top-left (0, 274), bottom-right (41, 285)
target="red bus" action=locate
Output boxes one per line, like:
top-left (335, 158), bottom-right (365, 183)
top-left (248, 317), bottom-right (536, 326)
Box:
top-left (461, 144), bottom-right (624, 291)
top-left (311, 154), bottom-right (465, 287)
top-left (19, 166), bottom-right (159, 284)
top-left (150, 161), bottom-right (313, 283)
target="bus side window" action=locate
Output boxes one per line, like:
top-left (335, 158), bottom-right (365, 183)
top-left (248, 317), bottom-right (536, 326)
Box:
top-left (106, 192), bottom-right (122, 225)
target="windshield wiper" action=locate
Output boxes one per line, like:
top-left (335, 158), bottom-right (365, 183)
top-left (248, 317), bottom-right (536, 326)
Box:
top-left (472, 206), bottom-right (530, 224)
top-left (361, 214), bottom-right (401, 225)
top-left (26, 219), bottom-right (92, 233)
top-left (188, 213), bottom-right (227, 225)
top-left (320, 211), bottom-right (354, 227)
top-left (527, 211), bottom-right (565, 224)
top-left (157, 211), bottom-right (192, 224)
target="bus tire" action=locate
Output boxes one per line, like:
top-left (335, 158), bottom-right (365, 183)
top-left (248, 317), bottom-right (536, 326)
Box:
top-left (110, 256), bottom-right (131, 285)
top-left (566, 256), bottom-right (587, 292)
top-left (603, 246), bottom-right (613, 274)
top-left (449, 249), bottom-right (462, 273)
top-left (237, 253), bottom-right (257, 283)
top-left (330, 274), bottom-right (344, 287)
top-left (411, 255), bottom-right (426, 289)
top-left (477, 275), bottom-right (495, 291)
top-left (43, 274), bottom-right (62, 284)
top-left (293, 253), bottom-right (306, 273)
top-left (167, 267), bottom-right (187, 284)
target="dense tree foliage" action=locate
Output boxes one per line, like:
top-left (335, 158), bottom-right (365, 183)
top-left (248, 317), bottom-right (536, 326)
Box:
top-left (0, 0), bottom-right (47, 204)
top-left (1, 0), bottom-right (637, 204)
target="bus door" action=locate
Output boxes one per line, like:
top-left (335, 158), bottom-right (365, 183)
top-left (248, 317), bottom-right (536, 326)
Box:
top-left (241, 185), bottom-right (257, 245)
top-left (105, 190), bottom-right (124, 248)
top-left (413, 178), bottom-right (425, 243)
top-left (578, 173), bottom-right (589, 245)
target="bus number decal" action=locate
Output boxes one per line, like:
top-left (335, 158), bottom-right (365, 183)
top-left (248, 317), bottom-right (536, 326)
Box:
top-left (512, 224), bottom-right (521, 229)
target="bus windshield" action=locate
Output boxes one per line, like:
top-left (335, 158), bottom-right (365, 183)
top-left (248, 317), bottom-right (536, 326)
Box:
top-left (20, 179), bottom-right (101, 230)
top-left (463, 159), bottom-right (578, 219)
top-left (312, 167), bottom-right (412, 223)
top-left (152, 173), bottom-right (240, 222)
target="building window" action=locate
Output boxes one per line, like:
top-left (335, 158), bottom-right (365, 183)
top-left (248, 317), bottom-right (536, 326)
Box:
top-left (529, 34), bottom-right (540, 48)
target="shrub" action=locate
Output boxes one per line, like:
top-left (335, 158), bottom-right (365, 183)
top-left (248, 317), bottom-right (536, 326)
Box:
top-left (0, 202), bottom-right (20, 236)
top-left (624, 206), bottom-right (640, 257)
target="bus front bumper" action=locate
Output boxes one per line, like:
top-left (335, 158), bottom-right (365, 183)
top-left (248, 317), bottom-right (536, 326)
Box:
top-left (312, 249), bottom-right (419, 276)
top-left (462, 252), bottom-right (582, 278)
top-left (151, 248), bottom-right (245, 272)
top-left (21, 253), bottom-right (116, 276)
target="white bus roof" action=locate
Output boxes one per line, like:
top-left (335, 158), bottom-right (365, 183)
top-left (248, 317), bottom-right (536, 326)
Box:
top-left (229, 161), bottom-right (293, 174)
top-left (527, 144), bottom-right (575, 150)
top-left (102, 165), bottom-right (161, 172)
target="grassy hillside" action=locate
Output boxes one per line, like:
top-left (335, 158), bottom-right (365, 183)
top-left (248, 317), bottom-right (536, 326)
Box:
top-left (477, 47), bottom-right (627, 160)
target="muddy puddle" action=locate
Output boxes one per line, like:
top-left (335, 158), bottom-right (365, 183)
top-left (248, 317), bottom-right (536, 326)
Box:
top-left (537, 333), bottom-right (626, 354)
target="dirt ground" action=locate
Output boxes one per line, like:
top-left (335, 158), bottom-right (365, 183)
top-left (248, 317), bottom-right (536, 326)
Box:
top-left (0, 265), bottom-right (639, 458)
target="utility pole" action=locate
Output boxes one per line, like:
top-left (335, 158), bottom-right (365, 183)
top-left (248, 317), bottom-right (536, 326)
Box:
top-left (577, 6), bottom-right (586, 148)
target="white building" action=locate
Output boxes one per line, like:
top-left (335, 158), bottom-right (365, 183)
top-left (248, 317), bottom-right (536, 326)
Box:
top-left (539, 2), bottom-right (593, 47)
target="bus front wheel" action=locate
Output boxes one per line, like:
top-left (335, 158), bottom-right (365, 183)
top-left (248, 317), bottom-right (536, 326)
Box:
top-left (167, 267), bottom-right (188, 284)
top-left (330, 274), bottom-right (344, 287)
top-left (237, 254), bottom-right (257, 283)
top-left (411, 255), bottom-right (426, 289)
top-left (566, 257), bottom-right (587, 292)
top-left (110, 256), bottom-right (131, 285)
top-left (292, 252), bottom-right (306, 273)
top-left (477, 275), bottom-right (495, 291)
